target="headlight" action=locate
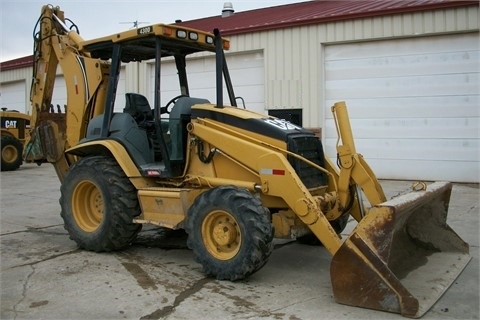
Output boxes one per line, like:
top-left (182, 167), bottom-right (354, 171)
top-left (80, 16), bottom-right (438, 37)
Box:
top-left (176, 30), bottom-right (187, 39)
top-left (189, 32), bottom-right (198, 41)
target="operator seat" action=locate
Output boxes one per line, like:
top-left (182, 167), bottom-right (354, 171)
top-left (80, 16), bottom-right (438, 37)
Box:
top-left (124, 93), bottom-right (153, 124)
top-left (124, 93), bottom-right (163, 161)
top-left (169, 97), bottom-right (209, 161)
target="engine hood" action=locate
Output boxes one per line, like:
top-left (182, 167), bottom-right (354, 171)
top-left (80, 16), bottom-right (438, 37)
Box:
top-left (191, 105), bottom-right (314, 142)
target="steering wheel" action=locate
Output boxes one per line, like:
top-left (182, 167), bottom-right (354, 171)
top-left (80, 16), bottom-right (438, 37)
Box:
top-left (163, 94), bottom-right (188, 114)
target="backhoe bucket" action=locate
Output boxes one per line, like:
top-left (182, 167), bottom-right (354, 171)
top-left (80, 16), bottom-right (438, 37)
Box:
top-left (330, 181), bottom-right (470, 318)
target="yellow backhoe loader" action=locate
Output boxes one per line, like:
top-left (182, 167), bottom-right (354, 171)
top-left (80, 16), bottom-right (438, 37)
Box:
top-left (1, 109), bottom-right (30, 171)
top-left (25, 5), bottom-right (470, 318)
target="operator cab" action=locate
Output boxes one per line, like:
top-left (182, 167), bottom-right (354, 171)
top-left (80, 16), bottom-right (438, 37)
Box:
top-left (123, 93), bottom-right (209, 177)
top-left (83, 92), bottom-right (209, 177)
top-left (80, 25), bottom-right (230, 178)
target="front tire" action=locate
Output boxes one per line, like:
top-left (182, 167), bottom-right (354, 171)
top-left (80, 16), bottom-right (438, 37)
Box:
top-left (60, 156), bottom-right (142, 252)
top-left (186, 186), bottom-right (274, 281)
top-left (1, 135), bottom-right (23, 171)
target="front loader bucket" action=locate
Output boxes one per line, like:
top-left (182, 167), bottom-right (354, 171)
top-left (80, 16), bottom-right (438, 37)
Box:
top-left (330, 181), bottom-right (470, 318)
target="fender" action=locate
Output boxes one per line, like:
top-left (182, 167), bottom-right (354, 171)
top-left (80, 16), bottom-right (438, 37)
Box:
top-left (66, 140), bottom-right (141, 178)
top-left (1, 129), bottom-right (14, 137)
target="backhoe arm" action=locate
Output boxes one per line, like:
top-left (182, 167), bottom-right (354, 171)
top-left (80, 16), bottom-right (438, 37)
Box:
top-left (26, 5), bottom-right (110, 181)
top-left (30, 6), bottom-right (85, 116)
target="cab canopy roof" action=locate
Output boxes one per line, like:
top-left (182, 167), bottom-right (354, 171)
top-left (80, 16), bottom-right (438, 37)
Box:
top-left (79, 24), bottom-right (229, 62)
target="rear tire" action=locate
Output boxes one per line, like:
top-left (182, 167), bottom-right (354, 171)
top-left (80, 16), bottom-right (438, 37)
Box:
top-left (1, 135), bottom-right (23, 171)
top-left (186, 186), bottom-right (274, 281)
top-left (60, 156), bottom-right (142, 251)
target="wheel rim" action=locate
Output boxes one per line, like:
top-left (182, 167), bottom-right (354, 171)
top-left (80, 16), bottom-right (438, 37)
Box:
top-left (2, 145), bottom-right (18, 164)
top-left (202, 210), bottom-right (241, 260)
top-left (72, 180), bottom-right (103, 232)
